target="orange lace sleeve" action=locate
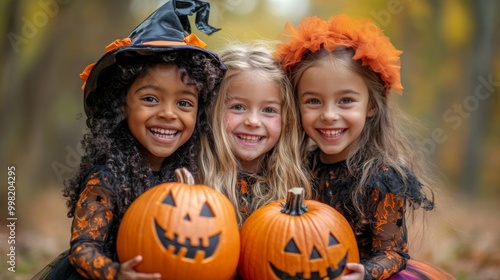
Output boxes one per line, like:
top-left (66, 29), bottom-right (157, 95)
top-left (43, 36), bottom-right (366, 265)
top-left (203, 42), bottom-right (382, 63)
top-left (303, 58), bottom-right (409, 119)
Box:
top-left (364, 190), bottom-right (409, 279)
top-left (68, 176), bottom-right (119, 280)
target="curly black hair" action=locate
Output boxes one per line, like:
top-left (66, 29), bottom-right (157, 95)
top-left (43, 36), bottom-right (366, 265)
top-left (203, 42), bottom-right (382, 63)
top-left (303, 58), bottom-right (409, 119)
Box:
top-left (62, 50), bottom-right (224, 253)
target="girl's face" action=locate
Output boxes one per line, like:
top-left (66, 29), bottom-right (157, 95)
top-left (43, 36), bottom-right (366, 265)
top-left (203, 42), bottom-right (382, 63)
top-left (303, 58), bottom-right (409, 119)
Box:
top-left (126, 63), bottom-right (199, 170)
top-left (224, 72), bottom-right (282, 172)
top-left (297, 58), bottom-right (374, 164)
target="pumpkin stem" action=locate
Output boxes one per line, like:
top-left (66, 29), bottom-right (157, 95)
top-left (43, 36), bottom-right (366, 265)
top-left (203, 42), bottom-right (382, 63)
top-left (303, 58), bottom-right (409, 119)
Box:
top-left (174, 168), bottom-right (195, 185)
top-left (281, 187), bottom-right (308, 216)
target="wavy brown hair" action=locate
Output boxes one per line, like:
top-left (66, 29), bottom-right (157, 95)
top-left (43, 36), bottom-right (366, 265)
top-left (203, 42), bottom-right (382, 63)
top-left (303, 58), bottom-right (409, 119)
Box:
top-left (291, 46), bottom-right (436, 218)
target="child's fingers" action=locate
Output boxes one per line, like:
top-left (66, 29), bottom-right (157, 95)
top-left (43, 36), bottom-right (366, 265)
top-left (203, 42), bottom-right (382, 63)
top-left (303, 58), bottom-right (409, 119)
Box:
top-left (121, 255), bottom-right (143, 270)
top-left (119, 255), bottom-right (162, 279)
top-left (346, 262), bottom-right (364, 272)
top-left (341, 274), bottom-right (363, 280)
top-left (130, 271), bottom-right (162, 280)
top-left (341, 263), bottom-right (365, 280)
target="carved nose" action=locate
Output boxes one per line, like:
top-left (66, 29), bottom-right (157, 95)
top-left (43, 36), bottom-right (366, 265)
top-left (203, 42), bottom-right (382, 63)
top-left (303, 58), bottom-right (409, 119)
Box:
top-left (309, 246), bottom-right (322, 260)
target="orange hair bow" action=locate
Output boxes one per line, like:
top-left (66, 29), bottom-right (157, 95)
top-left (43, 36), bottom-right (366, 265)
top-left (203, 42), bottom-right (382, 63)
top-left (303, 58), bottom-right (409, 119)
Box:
top-left (275, 15), bottom-right (403, 95)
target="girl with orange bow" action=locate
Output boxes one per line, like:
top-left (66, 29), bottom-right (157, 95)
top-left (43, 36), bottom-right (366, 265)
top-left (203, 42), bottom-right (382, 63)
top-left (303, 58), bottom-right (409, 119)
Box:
top-left (275, 15), bottom-right (454, 280)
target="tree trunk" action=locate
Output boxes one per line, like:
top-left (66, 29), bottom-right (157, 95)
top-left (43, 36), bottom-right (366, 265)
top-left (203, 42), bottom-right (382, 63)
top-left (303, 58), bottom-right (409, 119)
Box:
top-left (460, 1), bottom-right (497, 195)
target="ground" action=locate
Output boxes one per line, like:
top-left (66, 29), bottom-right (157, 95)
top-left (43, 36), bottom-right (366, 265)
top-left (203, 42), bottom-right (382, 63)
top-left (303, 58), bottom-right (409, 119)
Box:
top-left (1, 187), bottom-right (499, 279)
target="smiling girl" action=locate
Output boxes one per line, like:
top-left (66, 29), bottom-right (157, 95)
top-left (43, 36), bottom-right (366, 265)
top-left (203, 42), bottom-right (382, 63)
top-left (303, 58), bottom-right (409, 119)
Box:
top-left (34, 2), bottom-right (225, 279)
top-left (199, 42), bottom-right (311, 226)
top-left (276, 15), bottom-right (454, 280)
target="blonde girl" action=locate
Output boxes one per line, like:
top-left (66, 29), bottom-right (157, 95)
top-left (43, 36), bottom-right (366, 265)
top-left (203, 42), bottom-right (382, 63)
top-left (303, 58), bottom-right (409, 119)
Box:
top-left (200, 42), bottom-right (312, 226)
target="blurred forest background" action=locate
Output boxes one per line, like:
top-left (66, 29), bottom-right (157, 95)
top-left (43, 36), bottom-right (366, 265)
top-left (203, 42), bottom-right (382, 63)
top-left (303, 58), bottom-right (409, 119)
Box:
top-left (1, 0), bottom-right (499, 279)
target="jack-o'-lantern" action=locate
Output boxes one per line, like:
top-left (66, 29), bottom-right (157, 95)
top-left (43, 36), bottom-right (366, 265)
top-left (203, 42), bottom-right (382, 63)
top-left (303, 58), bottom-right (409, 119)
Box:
top-left (117, 168), bottom-right (240, 280)
top-left (238, 187), bottom-right (359, 280)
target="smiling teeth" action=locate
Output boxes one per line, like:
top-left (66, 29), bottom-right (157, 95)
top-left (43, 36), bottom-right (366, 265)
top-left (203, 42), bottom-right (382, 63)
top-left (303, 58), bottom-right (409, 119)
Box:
top-left (321, 129), bottom-right (344, 137)
top-left (150, 127), bottom-right (177, 138)
top-left (238, 135), bottom-right (261, 143)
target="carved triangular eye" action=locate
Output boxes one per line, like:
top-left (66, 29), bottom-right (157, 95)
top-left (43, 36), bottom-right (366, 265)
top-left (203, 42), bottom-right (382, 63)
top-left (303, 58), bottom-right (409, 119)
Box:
top-left (162, 192), bottom-right (176, 206)
top-left (200, 202), bottom-right (215, 217)
top-left (328, 233), bottom-right (339, 246)
top-left (284, 238), bottom-right (301, 254)
top-left (309, 246), bottom-right (322, 260)
top-left (184, 214), bottom-right (191, 221)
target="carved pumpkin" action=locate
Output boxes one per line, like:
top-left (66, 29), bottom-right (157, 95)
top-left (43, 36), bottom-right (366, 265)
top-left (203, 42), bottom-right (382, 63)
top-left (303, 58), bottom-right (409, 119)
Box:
top-left (238, 187), bottom-right (359, 280)
top-left (117, 168), bottom-right (240, 280)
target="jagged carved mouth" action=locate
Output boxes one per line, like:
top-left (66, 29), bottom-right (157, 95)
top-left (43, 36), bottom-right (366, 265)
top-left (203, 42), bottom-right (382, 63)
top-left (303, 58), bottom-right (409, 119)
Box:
top-left (270, 254), bottom-right (348, 280)
top-left (154, 219), bottom-right (220, 259)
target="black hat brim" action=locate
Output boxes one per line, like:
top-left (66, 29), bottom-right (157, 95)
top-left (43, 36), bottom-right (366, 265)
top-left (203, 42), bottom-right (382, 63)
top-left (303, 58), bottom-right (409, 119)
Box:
top-left (83, 44), bottom-right (225, 117)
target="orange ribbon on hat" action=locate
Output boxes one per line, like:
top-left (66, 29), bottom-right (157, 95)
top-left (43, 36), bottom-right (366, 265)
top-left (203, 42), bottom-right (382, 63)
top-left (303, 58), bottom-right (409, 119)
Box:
top-left (79, 34), bottom-right (207, 91)
top-left (183, 33), bottom-right (207, 48)
top-left (79, 38), bottom-right (132, 90)
top-left (79, 63), bottom-right (95, 91)
top-left (105, 38), bottom-right (132, 52)
top-left (142, 33), bottom-right (207, 49)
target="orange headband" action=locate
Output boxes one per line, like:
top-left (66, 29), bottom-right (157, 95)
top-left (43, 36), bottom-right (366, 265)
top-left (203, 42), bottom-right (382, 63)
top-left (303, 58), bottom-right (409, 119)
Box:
top-left (275, 15), bottom-right (403, 95)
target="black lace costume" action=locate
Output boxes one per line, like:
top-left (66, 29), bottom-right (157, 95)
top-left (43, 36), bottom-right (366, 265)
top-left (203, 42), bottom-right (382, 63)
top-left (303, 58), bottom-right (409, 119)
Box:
top-left (236, 172), bottom-right (258, 224)
top-left (33, 170), bottom-right (166, 280)
top-left (309, 150), bottom-right (454, 280)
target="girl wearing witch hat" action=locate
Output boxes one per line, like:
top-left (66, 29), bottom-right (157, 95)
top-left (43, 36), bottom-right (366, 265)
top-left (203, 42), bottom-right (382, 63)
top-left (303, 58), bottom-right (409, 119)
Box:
top-left (33, 1), bottom-right (225, 279)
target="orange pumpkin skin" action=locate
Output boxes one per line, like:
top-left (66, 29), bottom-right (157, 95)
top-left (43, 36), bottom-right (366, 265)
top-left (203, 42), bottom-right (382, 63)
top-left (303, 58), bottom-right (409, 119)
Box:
top-left (117, 168), bottom-right (240, 280)
top-left (238, 188), bottom-right (359, 280)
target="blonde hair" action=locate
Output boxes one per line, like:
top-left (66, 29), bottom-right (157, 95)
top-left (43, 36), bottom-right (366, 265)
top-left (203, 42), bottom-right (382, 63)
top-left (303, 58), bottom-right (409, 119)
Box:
top-left (291, 46), bottom-right (436, 217)
top-left (200, 41), bottom-right (312, 225)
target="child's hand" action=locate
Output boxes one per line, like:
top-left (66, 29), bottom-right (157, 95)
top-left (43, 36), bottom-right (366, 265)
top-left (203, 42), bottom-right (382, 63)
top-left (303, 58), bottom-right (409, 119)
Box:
top-left (340, 262), bottom-right (365, 280)
top-left (118, 255), bottom-right (162, 280)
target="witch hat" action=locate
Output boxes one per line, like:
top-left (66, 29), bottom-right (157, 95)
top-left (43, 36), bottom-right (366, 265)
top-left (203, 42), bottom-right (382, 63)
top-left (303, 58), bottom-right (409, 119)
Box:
top-left (80, 0), bottom-right (225, 117)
